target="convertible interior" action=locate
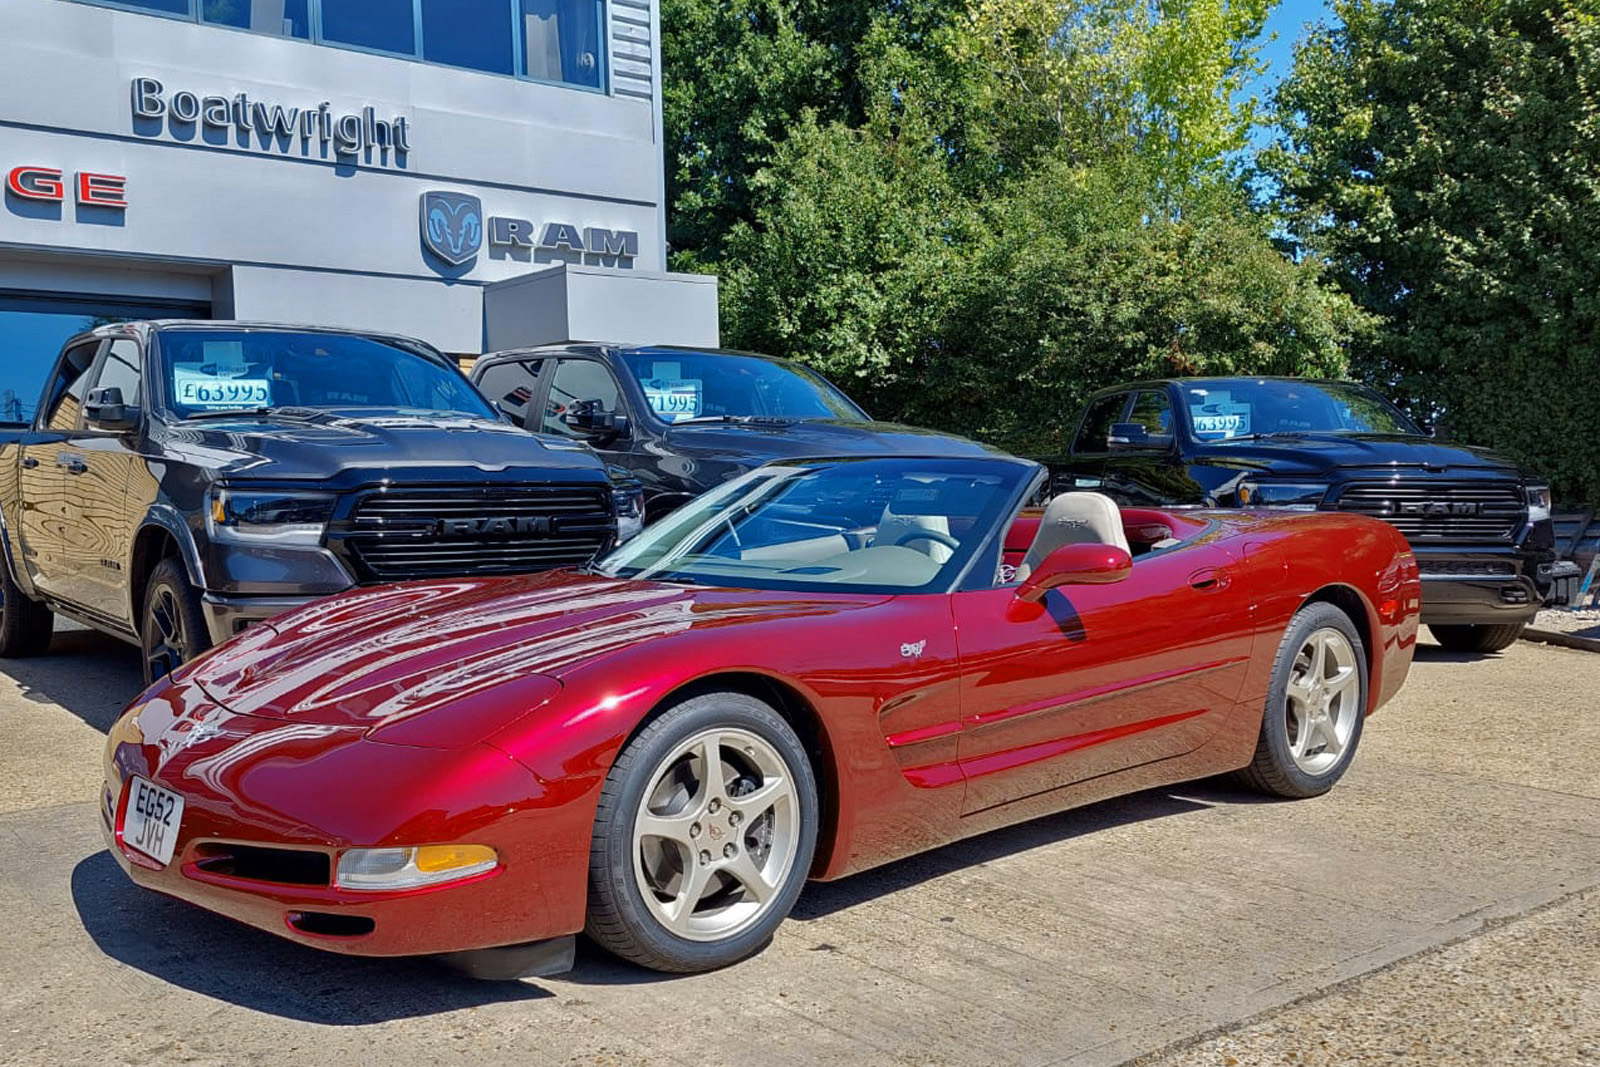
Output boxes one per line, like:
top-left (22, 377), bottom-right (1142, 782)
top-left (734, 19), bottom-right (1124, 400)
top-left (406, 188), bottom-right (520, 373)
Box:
top-left (650, 485), bottom-right (1207, 590)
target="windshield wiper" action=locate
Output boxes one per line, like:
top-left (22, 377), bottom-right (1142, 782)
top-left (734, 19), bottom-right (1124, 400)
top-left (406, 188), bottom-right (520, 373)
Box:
top-left (181, 407), bottom-right (282, 422)
top-left (675, 414), bottom-right (797, 425)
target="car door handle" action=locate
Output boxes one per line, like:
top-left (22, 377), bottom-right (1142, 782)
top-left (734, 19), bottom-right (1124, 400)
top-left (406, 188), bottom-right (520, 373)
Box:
top-left (56, 453), bottom-right (87, 474)
top-left (1188, 567), bottom-right (1231, 592)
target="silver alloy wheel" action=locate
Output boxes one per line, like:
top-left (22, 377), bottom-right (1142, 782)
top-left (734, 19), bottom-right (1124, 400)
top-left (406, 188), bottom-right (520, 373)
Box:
top-left (1283, 626), bottom-right (1361, 775)
top-left (632, 726), bottom-right (800, 942)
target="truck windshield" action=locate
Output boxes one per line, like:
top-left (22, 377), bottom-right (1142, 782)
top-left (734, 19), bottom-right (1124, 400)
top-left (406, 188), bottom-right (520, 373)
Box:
top-left (153, 329), bottom-right (495, 421)
top-left (1182, 380), bottom-right (1422, 441)
top-left (596, 457), bottom-right (1025, 594)
top-left (619, 350), bottom-right (868, 424)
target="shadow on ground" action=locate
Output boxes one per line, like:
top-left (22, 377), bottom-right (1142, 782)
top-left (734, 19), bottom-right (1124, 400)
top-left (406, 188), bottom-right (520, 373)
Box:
top-left (71, 851), bottom-right (553, 1024)
top-left (7, 626), bottom-right (144, 733)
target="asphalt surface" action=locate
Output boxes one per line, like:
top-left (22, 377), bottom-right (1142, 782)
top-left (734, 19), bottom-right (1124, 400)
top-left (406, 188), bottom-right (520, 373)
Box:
top-left (1, 626), bottom-right (1596, 1066)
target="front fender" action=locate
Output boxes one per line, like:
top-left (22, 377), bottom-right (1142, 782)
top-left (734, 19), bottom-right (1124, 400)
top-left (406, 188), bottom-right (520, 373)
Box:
top-left (127, 505), bottom-right (208, 618)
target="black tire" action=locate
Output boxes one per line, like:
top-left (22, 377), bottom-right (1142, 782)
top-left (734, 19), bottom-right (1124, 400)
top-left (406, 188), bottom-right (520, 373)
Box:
top-left (0, 556), bottom-right (53, 658)
top-left (586, 690), bottom-right (819, 973)
top-left (1429, 623), bottom-right (1524, 654)
top-left (1237, 602), bottom-right (1368, 799)
top-left (140, 557), bottom-right (212, 687)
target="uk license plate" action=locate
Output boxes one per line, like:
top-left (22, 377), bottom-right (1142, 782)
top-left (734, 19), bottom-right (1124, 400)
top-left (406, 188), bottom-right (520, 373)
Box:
top-left (123, 777), bottom-right (184, 866)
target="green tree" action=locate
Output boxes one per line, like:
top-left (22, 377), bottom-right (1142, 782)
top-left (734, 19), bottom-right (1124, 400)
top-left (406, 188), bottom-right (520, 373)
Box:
top-left (1267, 0), bottom-right (1600, 501)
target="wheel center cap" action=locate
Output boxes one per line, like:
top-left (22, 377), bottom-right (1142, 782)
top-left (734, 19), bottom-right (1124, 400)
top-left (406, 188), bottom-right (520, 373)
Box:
top-left (708, 822), bottom-right (725, 841)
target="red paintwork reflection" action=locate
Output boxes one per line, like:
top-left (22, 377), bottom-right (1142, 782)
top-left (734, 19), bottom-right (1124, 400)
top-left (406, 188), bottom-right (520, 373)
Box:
top-left (101, 505), bottom-right (1419, 960)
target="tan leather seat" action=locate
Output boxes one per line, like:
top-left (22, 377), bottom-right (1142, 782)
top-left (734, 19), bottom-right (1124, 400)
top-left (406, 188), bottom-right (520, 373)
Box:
top-left (875, 506), bottom-right (955, 564)
top-left (1015, 492), bottom-right (1129, 581)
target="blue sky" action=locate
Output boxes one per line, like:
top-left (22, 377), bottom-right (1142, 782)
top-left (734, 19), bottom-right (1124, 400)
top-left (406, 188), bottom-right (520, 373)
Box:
top-left (1254, 0), bottom-right (1334, 98)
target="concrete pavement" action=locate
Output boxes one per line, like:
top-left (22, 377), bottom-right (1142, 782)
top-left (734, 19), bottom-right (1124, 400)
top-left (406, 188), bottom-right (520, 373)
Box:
top-left (1, 627), bottom-right (1596, 1066)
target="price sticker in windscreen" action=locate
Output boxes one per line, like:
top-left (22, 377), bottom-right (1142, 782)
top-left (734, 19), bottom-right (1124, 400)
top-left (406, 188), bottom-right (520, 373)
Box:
top-left (173, 367), bottom-right (272, 409)
top-left (644, 379), bottom-right (702, 422)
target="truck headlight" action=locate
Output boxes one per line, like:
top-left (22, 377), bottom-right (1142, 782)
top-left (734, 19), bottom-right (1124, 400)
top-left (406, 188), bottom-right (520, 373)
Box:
top-left (335, 845), bottom-right (498, 891)
top-left (1237, 481), bottom-right (1330, 510)
top-left (1526, 484), bottom-right (1552, 524)
top-left (208, 488), bottom-right (336, 547)
top-left (613, 485), bottom-right (645, 543)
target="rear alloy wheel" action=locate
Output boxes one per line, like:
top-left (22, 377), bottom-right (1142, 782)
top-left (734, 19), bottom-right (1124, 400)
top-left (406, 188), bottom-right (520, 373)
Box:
top-left (587, 691), bottom-right (818, 973)
top-left (1429, 623), bottom-right (1525, 654)
top-left (1238, 602), bottom-right (1368, 799)
top-left (0, 559), bottom-right (53, 658)
top-left (140, 558), bottom-right (212, 686)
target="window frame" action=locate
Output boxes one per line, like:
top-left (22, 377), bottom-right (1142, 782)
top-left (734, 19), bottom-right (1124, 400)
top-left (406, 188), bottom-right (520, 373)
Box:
top-left (541, 356), bottom-right (627, 439)
top-left (59, 0), bottom-right (613, 94)
top-left (40, 340), bottom-right (106, 434)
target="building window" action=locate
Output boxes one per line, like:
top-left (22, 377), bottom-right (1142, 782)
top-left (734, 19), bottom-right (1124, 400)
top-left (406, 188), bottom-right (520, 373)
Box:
top-left (319, 0), bottom-right (417, 57)
top-left (110, 0), bottom-right (191, 13)
top-left (421, 0), bottom-right (514, 75)
top-left (64, 0), bottom-right (612, 91)
top-left (200, 0), bottom-right (311, 39)
top-left (521, 0), bottom-right (605, 89)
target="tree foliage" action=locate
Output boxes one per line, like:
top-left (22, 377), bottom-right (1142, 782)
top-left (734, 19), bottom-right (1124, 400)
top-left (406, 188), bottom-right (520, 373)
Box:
top-left (1267, 0), bottom-right (1600, 501)
top-left (663, 0), bottom-right (1366, 455)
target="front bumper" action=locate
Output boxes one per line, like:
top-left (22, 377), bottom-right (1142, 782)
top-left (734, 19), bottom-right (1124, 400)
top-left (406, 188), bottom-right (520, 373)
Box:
top-left (200, 593), bottom-right (320, 646)
top-left (100, 690), bottom-right (592, 960)
top-left (1414, 552), bottom-right (1582, 625)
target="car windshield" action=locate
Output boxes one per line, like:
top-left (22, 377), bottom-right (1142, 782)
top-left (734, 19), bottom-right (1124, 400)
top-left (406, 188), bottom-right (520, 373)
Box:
top-left (1182, 380), bottom-right (1422, 441)
top-left (619, 349), bottom-right (868, 424)
top-left (153, 329), bottom-right (495, 421)
top-left (596, 457), bottom-right (1029, 594)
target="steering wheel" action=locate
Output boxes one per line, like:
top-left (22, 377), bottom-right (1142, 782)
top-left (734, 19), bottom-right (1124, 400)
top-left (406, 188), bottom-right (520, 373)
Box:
top-left (893, 529), bottom-right (960, 551)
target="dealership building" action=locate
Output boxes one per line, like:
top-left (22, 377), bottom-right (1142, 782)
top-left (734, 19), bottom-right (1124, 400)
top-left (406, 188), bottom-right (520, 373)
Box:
top-left (0, 0), bottom-right (718, 422)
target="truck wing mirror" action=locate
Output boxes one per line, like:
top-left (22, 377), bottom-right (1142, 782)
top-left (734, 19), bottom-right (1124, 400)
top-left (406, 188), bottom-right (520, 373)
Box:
top-left (84, 386), bottom-right (140, 432)
top-left (562, 398), bottom-right (629, 440)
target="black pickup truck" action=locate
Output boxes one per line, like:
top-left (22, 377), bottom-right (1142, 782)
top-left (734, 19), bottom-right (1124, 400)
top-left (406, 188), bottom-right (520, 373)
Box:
top-left (471, 343), bottom-right (995, 522)
top-left (1047, 376), bottom-right (1580, 652)
top-left (0, 321), bottom-right (636, 683)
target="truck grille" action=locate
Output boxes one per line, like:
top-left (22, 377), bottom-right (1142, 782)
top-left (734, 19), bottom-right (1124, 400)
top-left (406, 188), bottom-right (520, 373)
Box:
top-left (1332, 482), bottom-right (1525, 543)
top-left (340, 485), bottom-right (614, 582)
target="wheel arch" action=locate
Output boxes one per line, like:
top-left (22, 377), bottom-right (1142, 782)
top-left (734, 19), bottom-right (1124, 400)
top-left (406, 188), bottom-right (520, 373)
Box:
top-left (1298, 583), bottom-right (1381, 712)
top-left (619, 670), bottom-right (843, 878)
top-left (129, 511), bottom-right (204, 622)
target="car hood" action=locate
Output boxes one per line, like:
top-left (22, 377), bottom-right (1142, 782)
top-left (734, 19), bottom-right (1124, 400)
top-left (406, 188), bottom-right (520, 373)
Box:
top-left (1202, 433), bottom-right (1523, 478)
top-left (664, 418), bottom-right (1000, 459)
top-left (162, 408), bottom-right (606, 481)
top-left (186, 570), bottom-right (886, 741)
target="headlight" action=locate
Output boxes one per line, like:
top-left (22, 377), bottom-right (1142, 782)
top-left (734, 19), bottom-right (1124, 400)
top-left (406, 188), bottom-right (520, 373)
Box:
top-left (613, 485), bottom-right (645, 543)
top-left (334, 844), bottom-right (498, 891)
top-left (1237, 480), bottom-right (1330, 510)
top-left (1526, 484), bottom-right (1552, 524)
top-left (208, 488), bottom-right (336, 547)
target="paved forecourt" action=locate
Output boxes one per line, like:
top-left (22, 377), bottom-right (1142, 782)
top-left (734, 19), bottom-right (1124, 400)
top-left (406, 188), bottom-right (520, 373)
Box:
top-left (1, 626), bottom-right (1597, 1066)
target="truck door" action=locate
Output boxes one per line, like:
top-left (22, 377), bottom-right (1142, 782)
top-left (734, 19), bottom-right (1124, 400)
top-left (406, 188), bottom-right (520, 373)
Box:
top-left (1054, 391), bottom-right (1131, 496)
top-left (17, 340), bottom-right (102, 602)
top-left (59, 338), bottom-right (144, 625)
top-left (1100, 388), bottom-right (1201, 505)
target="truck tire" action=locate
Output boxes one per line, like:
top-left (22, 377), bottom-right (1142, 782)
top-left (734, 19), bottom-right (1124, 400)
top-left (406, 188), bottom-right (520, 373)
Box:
top-left (140, 558), bottom-right (212, 685)
top-left (0, 558), bottom-right (53, 658)
top-left (1429, 623), bottom-right (1524, 654)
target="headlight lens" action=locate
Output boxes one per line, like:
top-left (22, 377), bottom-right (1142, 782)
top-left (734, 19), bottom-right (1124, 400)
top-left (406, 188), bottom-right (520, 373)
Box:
top-left (208, 488), bottom-right (336, 546)
top-left (1237, 480), bottom-right (1330, 510)
top-left (1526, 484), bottom-right (1552, 524)
top-left (613, 485), bottom-right (645, 543)
top-left (334, 844), bottom-right (498, 891)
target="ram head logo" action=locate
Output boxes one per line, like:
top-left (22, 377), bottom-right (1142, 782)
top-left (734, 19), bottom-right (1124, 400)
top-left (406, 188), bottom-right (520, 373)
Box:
top-left (420, 191), bottom-right (484, 267)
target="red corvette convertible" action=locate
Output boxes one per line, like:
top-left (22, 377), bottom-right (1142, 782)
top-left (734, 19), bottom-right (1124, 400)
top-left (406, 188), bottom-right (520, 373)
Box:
top-left (103, 455), bottom-right (1420, 976)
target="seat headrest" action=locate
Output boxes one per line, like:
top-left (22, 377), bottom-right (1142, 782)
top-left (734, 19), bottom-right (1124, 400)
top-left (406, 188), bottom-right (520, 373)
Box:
top-left (1016, 492), bottom-right (1129, 581)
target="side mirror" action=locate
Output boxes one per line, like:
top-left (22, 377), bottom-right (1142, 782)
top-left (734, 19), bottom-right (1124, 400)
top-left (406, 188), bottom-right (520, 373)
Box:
top-left (84, 386), bottom-right (140, 432)
top-left (1106, 422), bottom-right (1172, 451)
top-left (1015, 543), bottom-right (1132, 603)
top-left (561, 398), bottom-right (628, 439)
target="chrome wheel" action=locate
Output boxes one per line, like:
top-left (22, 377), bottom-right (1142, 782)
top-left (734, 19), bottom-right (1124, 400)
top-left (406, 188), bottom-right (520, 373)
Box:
top-left (1283, 627), bottom-right (1360, 775)
top-left (631, 727), bottom-right (800, 942)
